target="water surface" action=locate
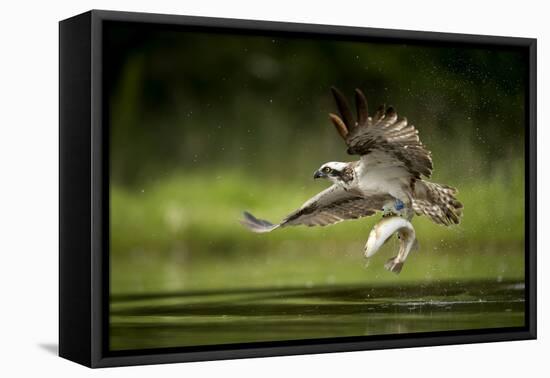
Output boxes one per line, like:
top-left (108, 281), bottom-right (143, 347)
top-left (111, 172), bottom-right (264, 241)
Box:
top-left (110, 280), bottom-right (524, 351)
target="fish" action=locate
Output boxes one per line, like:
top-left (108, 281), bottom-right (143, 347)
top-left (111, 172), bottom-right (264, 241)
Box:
top-left (364, 216), bottom-right (419, 274)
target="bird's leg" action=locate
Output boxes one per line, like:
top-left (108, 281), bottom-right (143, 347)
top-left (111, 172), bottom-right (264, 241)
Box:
top-left (382, 198), bottom-right (406, 218)
top-left (381, 202), bottom-right (395, 217)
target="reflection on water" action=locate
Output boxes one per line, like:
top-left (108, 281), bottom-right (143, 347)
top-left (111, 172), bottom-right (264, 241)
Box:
top-left (110, 280), bottom-right (524, 351)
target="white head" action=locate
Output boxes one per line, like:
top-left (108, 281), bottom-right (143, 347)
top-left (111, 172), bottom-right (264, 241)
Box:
top-left (313, 162), bottom-right (353, 185)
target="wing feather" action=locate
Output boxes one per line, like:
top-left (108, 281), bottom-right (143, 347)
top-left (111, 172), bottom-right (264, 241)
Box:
top-left (329, 88), bottom-right (433, 179)
top-left (241, 185), bottom-right (392, 232)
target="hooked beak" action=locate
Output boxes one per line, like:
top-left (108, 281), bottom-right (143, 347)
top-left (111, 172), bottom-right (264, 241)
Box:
top-left (313, 170), bottom-right (326, 179)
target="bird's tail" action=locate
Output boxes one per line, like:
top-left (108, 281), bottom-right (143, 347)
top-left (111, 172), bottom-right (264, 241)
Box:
top-left (412, 181), bottom-right (463, 226)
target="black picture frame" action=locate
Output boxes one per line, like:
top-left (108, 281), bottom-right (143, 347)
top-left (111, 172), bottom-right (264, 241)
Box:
top-left (59, 9), bottom-right (537, 368)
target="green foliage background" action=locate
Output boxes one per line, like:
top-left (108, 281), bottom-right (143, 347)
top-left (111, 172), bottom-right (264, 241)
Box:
top-left (106, 24), bottom-right (526, 295)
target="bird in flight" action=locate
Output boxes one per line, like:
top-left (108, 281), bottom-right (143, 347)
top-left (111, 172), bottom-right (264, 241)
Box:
top-left (240, 87), bottom-right (463, 270)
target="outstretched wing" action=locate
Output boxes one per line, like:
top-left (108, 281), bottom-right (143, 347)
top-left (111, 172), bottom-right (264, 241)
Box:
top-left (240, 185), bottom-right (393, 233)
top-left (328, 87), bottom-right (433, 179)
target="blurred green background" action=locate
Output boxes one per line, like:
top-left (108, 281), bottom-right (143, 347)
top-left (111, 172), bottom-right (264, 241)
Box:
top-left (105, 23), bottom-right (526, 350)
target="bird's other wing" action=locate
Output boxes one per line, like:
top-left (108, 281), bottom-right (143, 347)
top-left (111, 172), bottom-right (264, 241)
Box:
top-left (240, 185), bottom-right (393, 232)
top-left (328, 87), bottom-right (433, 179)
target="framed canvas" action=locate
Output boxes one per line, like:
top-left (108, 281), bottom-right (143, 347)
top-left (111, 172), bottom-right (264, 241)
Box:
top-left (59, 10), bottom-right (537, 368)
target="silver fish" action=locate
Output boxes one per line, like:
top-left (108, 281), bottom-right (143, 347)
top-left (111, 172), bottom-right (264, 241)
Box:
top-left (364, 216), bottom-right (419, 274)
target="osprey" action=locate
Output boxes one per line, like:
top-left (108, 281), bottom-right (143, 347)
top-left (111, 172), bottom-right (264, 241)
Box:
top-left (241, 87), bottom-right (463, 271)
